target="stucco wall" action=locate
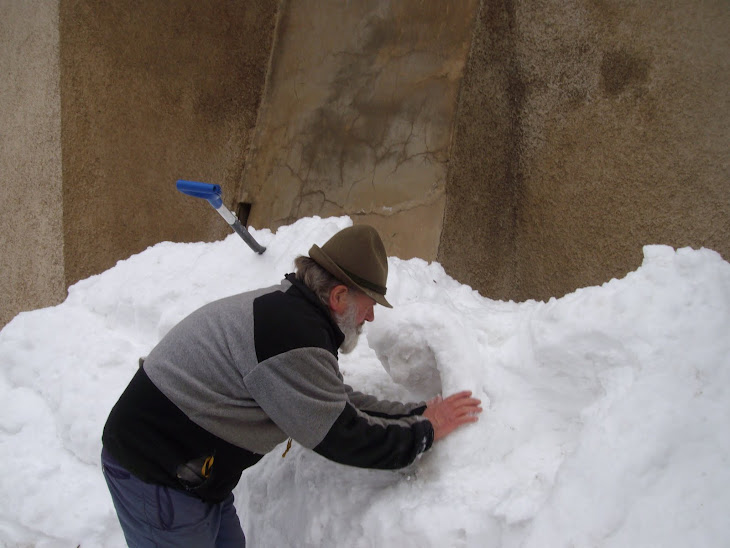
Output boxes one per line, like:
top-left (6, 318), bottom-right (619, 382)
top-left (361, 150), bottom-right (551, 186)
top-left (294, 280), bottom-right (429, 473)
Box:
top-left (3, 0), bottom-right (728, 327)
top-left (441, 0), bottom-right (730, 301)
top-left (0, 1), bottom-right (64, 328)
top-left (240, 0), bottom-right (477, 261)
top-left (59, 0), bottom-right (277, 289)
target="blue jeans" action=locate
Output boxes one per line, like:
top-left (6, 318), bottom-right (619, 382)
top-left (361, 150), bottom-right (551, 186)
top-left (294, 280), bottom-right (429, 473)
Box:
top-left (102, 448), bottom-right (246, 547)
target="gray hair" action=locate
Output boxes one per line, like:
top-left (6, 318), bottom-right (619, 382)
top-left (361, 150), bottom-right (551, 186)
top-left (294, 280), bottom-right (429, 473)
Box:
top-left (294, 256), bottom-right (348, 308)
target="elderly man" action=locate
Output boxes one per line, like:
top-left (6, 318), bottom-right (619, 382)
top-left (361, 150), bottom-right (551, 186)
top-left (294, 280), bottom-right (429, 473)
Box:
top-left (101, 224), bottom-right (482, 547)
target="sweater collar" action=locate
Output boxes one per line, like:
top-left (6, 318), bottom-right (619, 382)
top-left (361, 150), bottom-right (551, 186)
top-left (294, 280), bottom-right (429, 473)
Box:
top-left (284, 273), bottom-right (345, 349)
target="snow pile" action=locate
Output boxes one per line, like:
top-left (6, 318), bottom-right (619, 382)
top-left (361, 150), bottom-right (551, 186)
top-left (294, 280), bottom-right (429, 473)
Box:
top-left (1, 216), bottom-right (728, 547)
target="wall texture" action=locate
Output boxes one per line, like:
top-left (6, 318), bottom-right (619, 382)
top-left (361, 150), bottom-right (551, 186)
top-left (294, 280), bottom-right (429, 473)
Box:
top-left (441, 0), bottom-right (730, 301)
top-left (239, 0), bottom-right (478, 261)
top-left (0, 1), bottom-right (64, 328)
top-left (2, 0), bottom-right (728, 327)
top-left (59, 0), bottom-right (277, 289)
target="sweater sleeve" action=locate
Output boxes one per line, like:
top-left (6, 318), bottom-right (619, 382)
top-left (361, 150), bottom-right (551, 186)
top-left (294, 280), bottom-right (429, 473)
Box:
top-left (243, 347), bottom-right (347, 449)
top-left (243, 347), bottom-right (433, 469)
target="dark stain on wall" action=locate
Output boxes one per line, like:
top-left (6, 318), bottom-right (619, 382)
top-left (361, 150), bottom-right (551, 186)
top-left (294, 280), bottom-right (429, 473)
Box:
top-left (439, 0), bottom-right (524, 298)
top-left (600, 49), bottom-right (650, 96)
top-left (442, 0), bottom-right (729, 302)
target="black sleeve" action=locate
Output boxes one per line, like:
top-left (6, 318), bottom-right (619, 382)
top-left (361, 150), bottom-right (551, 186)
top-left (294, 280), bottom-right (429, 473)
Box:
top-left (358, 404), bottom-right (427, 420)
top-left (313, 403), bottom-right (434, 470)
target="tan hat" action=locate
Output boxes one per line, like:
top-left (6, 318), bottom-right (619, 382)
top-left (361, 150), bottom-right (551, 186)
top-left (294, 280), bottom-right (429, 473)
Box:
top-left (308, 225), bottom-right (392, 308)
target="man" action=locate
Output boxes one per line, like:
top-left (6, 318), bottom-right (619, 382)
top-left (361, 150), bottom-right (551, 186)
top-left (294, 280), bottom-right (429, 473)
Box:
top-left (102, 224), bottom-right (482, 547)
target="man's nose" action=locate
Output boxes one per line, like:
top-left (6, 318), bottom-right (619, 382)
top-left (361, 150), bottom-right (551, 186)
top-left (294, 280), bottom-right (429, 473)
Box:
top-left (365, 305), bottom-right (375, 322)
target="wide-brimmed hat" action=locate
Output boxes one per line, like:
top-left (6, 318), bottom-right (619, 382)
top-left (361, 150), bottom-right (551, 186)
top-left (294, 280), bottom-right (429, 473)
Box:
top-left (308, 225), bottom-right (392, 308)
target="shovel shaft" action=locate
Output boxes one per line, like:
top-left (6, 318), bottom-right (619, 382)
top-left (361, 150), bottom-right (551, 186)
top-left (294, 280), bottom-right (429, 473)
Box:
top-left (176, 180), bottom-right (266, 254)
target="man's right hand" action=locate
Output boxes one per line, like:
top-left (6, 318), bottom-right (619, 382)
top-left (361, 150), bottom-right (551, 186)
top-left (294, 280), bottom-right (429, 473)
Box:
top-left (423, 390), bottom-right (483, 441)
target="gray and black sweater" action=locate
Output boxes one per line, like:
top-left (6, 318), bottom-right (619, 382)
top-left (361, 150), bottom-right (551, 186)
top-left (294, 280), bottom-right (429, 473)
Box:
top-left (102, 274), bottom-right (433, 502)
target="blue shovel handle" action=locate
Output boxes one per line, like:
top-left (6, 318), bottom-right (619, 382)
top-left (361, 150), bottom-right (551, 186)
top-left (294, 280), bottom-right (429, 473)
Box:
top-left (176, 180), bottom-right (223, 208)
top-left (176, 179), bottom-right (265, 254)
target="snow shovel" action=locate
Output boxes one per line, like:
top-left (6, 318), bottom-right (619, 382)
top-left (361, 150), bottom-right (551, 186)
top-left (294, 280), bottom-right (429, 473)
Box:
top-left (176, 180), bottom-right (266, 254)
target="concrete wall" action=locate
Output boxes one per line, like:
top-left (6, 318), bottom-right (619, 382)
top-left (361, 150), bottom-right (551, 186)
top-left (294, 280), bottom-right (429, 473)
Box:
top-left (441, 0), bottom-right (730, 301)
top-left (59, 0), bottom-right (277, 289)
top-left (0, 1), bottom-right (64, 328)
top-left (3, 0), bottom-right (728, 327)
top-left (239, 0), bottom-right (477, 261)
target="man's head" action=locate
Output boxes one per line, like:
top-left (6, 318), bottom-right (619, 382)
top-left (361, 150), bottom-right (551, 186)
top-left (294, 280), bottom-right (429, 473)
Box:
top-left (327, 284), bottom-right (375, 353)
top-left (308, 224), bottom-right (391, 308)
top-left (295, 224), bottom-right (391, 353)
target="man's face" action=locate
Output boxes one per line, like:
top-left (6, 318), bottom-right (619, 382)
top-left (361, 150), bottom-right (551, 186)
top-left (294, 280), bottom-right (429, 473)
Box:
top-left (334, 290), bottom-right (376, 354)
top-left (349, 290), bottom-right (376, 326)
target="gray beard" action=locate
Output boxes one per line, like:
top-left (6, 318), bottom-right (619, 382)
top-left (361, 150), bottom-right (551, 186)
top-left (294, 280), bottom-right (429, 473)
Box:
top-left (335, 299), bottom-right (363, 354)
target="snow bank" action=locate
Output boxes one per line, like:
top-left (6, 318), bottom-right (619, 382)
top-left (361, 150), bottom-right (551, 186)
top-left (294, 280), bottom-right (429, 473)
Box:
top-left (1, 217), bottom-right (728, 547)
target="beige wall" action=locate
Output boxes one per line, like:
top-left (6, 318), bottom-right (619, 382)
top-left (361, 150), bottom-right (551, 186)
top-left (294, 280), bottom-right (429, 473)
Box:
top-left (240, 0), bottom-right (477, 261)
top-left (440, 0), bottom-right (730, 301)
top-left (59, 0), bottom-right (277, 289)
top-left (3, 0), bottom-right (728, 327)
top-left (1, 1), bottom-right (64, 328)
top-left (1, 0), bottom-right (277, 328)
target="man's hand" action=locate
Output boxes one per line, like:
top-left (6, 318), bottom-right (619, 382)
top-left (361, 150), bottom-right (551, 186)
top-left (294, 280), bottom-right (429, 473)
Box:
top-left (423, 391), bottom-right (483, 441)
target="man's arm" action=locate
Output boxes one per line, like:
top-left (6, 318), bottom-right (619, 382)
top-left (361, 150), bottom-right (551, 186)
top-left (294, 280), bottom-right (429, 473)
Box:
top-left (312, 403), bottom-right (434, 469)
top-left (313, 390), bottom-right (483, 468)
top-left (244, 347), bottom-right (433, 469)
top-left (244, 348), bottom-right (482, 470)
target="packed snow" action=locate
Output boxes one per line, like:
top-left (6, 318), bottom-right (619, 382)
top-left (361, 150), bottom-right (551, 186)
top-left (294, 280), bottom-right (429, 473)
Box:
top-left (1, 216), bottom-right (728, 547)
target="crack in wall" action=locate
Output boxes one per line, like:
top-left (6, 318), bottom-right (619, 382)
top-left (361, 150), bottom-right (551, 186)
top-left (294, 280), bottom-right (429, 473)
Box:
top-left (269, 3), bottom-right (460, 223)
top-left (244, 0), bottom-right (476, 264)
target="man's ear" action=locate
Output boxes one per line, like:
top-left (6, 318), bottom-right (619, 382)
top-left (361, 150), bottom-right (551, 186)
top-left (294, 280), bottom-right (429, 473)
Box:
top-left (328, 285), bottom-right (349, 314)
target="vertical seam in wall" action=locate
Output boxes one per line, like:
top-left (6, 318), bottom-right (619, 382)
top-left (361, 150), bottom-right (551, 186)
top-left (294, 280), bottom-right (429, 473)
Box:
top-left (236, 0), bottom-right (287, 215)
top-left (437, 0), bottom-right (484, 260)
top-left (57, 0), bottom-right (65, 297)
top-left (505, 0), bottom-right (524, 298)
top-left (58, 0), bottom-right (70, 291)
